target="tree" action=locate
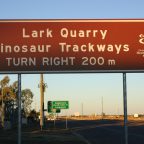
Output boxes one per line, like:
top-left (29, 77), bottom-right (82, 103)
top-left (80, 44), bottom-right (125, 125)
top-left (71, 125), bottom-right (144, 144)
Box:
top-left (29, 109), bottom-right (39, 121)
top-left (11, 81), bottom-right (18, 93)
top-left (0, 76), bottom-right (10, 88)
top-left (0, 76), bottom-right (17, 126)
top-left (21, 89), bottom-right (34, 117)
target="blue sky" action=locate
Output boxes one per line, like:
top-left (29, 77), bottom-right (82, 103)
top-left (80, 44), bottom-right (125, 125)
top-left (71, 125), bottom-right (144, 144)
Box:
top-left (0, 0), bottom-right (144, 19)
top-left (0, 0), bottom-right (144, 115)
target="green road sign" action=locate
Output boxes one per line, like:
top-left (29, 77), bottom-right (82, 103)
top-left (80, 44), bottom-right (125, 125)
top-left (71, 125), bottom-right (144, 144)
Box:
top-left (52, 101), bottom-right (69, 109)
top-left (47, 101), bottom-right (61, 113)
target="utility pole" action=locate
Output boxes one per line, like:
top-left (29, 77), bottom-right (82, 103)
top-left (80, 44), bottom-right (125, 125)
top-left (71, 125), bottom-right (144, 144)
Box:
top-left (81, 103), bottom-right (83, 119)
top-left (39, 74), bottom-right (47, 130)
top-left (102, 96), bottom-right (103, 119)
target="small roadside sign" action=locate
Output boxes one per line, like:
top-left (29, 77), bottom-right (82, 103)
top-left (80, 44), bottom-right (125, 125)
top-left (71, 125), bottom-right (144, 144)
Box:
top-left (52, 101), bottom-right (69, 109)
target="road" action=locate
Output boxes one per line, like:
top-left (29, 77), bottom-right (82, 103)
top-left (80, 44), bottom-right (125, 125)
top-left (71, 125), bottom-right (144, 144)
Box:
top-left (65, 119), bottom-right (144, 144)
top-left (1, 119), bottom-right (144, 144)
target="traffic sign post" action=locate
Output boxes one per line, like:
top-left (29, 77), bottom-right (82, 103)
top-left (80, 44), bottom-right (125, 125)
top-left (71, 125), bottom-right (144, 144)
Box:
top-left (123, 73), bottom-right (128, 144)
top-left (18, 74), bottom-right (21, 144)
top-left (48, 101), bottom-right (69, 129)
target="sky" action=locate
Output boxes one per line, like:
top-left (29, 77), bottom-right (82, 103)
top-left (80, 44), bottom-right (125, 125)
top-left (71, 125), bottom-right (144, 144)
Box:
top-left (0, 0), bottom-right (144, 115)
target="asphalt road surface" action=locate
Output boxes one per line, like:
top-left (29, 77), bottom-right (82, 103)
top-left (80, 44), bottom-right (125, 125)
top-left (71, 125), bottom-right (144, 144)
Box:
top-left (0, 119), bottom-right (144, 144)
top-left (68, 119), bottom-right (144, 144)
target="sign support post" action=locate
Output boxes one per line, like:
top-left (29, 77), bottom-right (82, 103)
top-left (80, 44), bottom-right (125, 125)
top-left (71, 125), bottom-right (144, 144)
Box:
top-left (18, 74), bottom-right (21, 144)
top-left (123, 73), bottom-right (128, 144)
top-left (1, 86), bottom-right (4, 128)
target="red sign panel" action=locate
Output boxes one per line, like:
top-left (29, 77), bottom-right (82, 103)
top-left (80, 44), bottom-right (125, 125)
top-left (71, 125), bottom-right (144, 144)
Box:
top-left (0, 20), bottom-right (144, 73)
